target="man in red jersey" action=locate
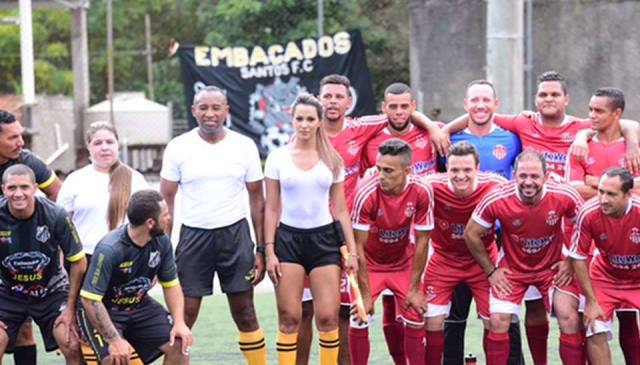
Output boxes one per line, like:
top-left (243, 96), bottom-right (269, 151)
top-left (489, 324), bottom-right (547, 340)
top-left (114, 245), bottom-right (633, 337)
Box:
top-left (564, 88), bottom-right (640, 364)
top-left (464, 150), bottom-right (583, 365)
top-left (569, 168), bottom-right (640, 365)
top-left (567, 87), bottom-right (640, 198)
top-left (349, 138), bottom-right (433, 365)
top-left (361, 83), bottom-right (438, 177)
top-left (422, 141), bottom-right (507, 364)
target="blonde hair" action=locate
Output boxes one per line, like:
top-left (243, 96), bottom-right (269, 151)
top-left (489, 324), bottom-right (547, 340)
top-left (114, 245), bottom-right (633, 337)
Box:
top-left (86, 121), bottom-right (133, 230)
top-left (291, 94), bottom-right (343, 179)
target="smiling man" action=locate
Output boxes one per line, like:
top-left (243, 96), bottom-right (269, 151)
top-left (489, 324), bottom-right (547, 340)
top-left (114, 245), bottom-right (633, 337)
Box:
top-left (160, 86), bottom-right (267, 364)
top-left (422, 141), bottom-right (507, 364)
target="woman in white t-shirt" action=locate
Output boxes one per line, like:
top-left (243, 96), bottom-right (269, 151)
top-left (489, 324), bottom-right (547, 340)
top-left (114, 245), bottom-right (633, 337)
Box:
top-left (264, 94), bottom-right (358, 365)
top-left (58, 122), bottom-right (148, 258)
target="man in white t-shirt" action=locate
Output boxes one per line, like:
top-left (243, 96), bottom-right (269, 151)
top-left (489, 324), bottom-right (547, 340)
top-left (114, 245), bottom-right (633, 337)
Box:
top-left (160, 86), bottom-right (267, 365)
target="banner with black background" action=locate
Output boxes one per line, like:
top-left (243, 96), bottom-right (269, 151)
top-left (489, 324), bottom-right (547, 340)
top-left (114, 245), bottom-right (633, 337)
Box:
top-left (178, 30), bottom-right (376, 155)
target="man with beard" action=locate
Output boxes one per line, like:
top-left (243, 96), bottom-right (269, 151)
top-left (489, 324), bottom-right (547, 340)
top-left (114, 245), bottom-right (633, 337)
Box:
top-left (422, 142), bottom-right (507, 364)
top-left (464, 151), bottom-right (583, 365)
top-left (79, 190), bottom-right (193, 365)
top-left (0, 164), bottom-right (85, 364)
top-left (160, 86), bottom-right (267, 364)
top-left (570, 168), bottom-right (640, 365)
top-left (360, 83), bottom-right (438, 177)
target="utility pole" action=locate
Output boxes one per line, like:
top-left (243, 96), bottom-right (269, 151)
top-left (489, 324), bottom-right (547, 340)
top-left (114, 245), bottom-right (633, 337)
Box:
top-left (106, 0), bottom-right (114, 124)
top-left (71, 1), bottom-right (90, 153)
top-left (144, 13), bottom-right (154, 101)
top-left (19, 0), bottom-right (35, 107)
top-left (486, 0), bottom-right (524, 114)
top-left (317, 0), bottom-right (323, 37)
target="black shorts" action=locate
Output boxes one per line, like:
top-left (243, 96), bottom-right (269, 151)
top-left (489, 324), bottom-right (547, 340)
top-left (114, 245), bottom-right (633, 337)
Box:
top-left (0, 287), bottom-right (67, 352)
top-left (77, 297), bottom-right (172, 364)
top-left (275, 221), bottom-right (343, 274)
top-left (176, 219), bottom-right (255, 296)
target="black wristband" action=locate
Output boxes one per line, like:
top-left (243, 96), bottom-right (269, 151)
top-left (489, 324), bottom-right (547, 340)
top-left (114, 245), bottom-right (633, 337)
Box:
top-left (256, 245), bottom-right (266, 255)
top-left (487, 267), bottom-right (498, 278)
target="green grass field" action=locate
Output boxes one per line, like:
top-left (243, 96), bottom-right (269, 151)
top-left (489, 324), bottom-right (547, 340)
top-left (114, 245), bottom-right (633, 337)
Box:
top-left (36, 292), bottom-right (625, 364)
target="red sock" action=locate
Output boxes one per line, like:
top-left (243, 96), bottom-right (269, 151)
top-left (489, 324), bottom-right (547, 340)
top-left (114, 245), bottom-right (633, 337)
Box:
top-left (526, 322), bottom-right (549, 365)
top-left (425, 330), bottom-right (444, 365)
top-left (348, 327), bottom-right (370, 365)
top-left (559, 332), bottom-right (585, 365)
top-left (618, 311), bottom-right (640, 365)
top-left (383, 296), bottom-right (407, 365)
top-left (485, 332), bottom-right (510, 365)
top-left (401, 326), bottom-right (424, 365)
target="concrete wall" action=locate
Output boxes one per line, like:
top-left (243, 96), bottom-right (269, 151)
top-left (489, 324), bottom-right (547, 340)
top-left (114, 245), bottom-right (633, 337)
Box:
top-left (30, 96), bottom-right (77, 173)
top-left (410, 0), bottom-right (640, 121)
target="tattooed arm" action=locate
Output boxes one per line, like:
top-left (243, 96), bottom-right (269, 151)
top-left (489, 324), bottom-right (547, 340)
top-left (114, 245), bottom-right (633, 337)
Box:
top-left (81, 297), bottom-right (132, 363)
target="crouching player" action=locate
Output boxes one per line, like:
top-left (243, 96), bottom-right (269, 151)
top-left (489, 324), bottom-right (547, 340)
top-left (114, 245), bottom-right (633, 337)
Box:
top-left (78, 190), bottom-right (193, 364)
top-left (0, 164), bottom-right (86, 364)
top-left (349, 139), bottom-right (434, 365)
top-left (422, 141), bottom-right (507, 363)
top-left (570, 168), bottom-right (640, 365)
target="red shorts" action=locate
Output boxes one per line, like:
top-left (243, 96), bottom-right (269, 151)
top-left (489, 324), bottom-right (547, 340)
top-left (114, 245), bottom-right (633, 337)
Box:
top-left (587, 282), bottom-right (640, 337)
top-left (423, 253), bottom-right (491, 319)
top-left (366, 264), bottom-right (423, 326)
top-left (490, 270), bottom-right (554, 317)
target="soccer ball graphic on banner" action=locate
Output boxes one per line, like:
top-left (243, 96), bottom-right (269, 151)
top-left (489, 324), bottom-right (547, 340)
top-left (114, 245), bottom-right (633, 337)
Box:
top-left (261, 125), bottom-right (292, 152)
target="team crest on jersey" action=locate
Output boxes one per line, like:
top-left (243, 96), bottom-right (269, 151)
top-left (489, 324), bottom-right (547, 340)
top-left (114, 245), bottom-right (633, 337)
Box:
top-left (0, 231), bottom-right (11, 245)
top-left (546, 211), bottom-right (559, 226)
top-left (492, 144), bottom-right (507, 160)
top-left (376, 209), bottom-right (384, 217)
top-left (405, 203), bottom-right (416, 218)
top-left (35, 226), bottom-right (50, 243)
top-left (561, 132), bottom-right (574, 144)
top-left (586, 157), bottom-right (596, 165)
top-left (414, 137), bottom-right (427, 150)
top-left (512, 219), bottom-right (522, 227)
top-left (599, 233), bottom-right (608, 241)
top-left (438, 220), bottom-right (449, 231)
top-left (347, 141), bottom-right (360, 156)
top-left (148, 251), bottom-right (161, 268)
top-left (630, 228), bottom-right (640, 245)
top-left (425, 286), bottom-right (436, 302)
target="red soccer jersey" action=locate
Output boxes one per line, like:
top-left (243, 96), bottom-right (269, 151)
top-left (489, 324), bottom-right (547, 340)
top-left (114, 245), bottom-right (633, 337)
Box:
top-left (566, 138), bottom-right (640, 186)
top-left (472, 180), bottom-right (583, 276)
top-left (494, 115), bottom-right (591, 179)
top-left (352, 174), bottom-right (434, 271)
top-left (424, 172), bottom-right (506, 262)
top-left (329, 115), bottom-right (387, 210)
top-left (570, 197), bottom-right (640, 289)
top-left (362, 126), bottom-right (437, 176)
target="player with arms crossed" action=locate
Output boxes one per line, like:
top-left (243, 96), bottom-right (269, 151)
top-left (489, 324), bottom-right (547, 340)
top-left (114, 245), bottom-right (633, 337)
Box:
top-left (569, 168), bottom-right (640, 365)
top-left (78, 190), bottom-right (193, 365)
top-left (349, 138), bottom-right (433, 365)
top-left (422, 141), bottom-right (507, 363)
top-left (464, 151), bottom-right (583, 365)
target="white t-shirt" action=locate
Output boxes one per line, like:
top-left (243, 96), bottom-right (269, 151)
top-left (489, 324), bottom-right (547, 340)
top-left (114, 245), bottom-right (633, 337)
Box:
top-left (264, 146), bottom-right (344, 229)
top-left (57, 164), bottom-right (149, 254)
top-left (160, 128), bottom-right (263, 229)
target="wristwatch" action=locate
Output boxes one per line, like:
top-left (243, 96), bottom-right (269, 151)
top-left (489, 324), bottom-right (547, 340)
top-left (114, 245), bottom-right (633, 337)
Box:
top-left (256, 245), bottom-right (266, 255)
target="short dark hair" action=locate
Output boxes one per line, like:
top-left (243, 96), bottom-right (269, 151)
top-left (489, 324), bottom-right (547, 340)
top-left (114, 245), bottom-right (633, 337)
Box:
top-left (384, 83), bottom-right (413, 98)
top-left (537, 70), bottom-right (568, 95)
top-left (447, 141), bottom-right (480, 165)
top-left (514, 150), bottom-right (547, 174)
top-left (127, 190), bottom-right (164, 227)
top-left (193, 85), bottom-right (227, 105)
top-left (378, 138), bottom-right (412, 166)
top-left (603, 167), bottom-right (633, 193)
top-left (593, 87), bottom-right (625, 112)
top-left (319, 74), bottom-right (351, 96)
top-left (466, 80), bottom-right (496, 98)
top-left (2, 164), bottom-right (35, 184)
top-left (0, 110), bottom-right (17, 133)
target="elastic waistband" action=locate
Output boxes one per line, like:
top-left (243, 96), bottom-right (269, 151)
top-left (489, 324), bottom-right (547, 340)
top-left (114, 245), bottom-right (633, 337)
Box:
top-left (182, 218), bottom-right (247, 232)
top-left (278, 221), bottom-right (339, 234)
